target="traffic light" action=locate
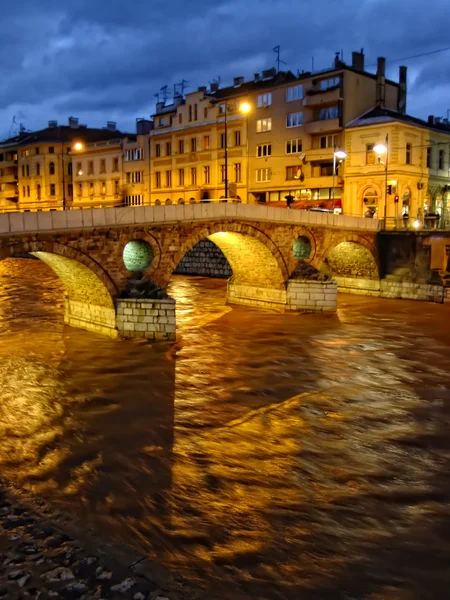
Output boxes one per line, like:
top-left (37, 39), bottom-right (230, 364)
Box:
top-left (394, 195), bottom-right (399, 203)
top-left (387, 184), bottom-right (392, 194)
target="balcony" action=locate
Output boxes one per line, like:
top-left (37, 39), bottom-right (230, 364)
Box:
top-left (304, 117), bottom-right (341, 135)
top-left (305, 148), bottom-right (334, 162)
top-left (0, 171), bottom-right (18, 183)
top-left (302, 87), bottom-right (341, 107)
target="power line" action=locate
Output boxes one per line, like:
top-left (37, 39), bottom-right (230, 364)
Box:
top-left (366, 45), bottom-right (450, 67)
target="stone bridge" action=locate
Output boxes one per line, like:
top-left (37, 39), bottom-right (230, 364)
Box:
top-left (0, 204), bottom-right (380, 339)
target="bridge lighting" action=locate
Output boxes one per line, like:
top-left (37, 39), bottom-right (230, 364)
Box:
top-left (413, 219), bottom-right (421, 229)
top-left (73, 142), bottom-right (84, 151)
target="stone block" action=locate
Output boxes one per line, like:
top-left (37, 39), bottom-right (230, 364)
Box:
top-left (9, 212), bottom-right (24, 232)
top-left (51, 211), bottom-right (68, 230)
top-left (122, 322), bottom-right (135, 331)
top-left (92, 208), bottom-right (106, 227)
top-left (135, 322), bottom-right (148, 332)
top-left (37, 211), bottom-right (52, 231)
top-left (133, 206), bottom-right (147, 224)
top-left (165, 205), bottom-right (178, 221)
top-left (153, 205), bottom-right (165, 222)
top-left (143, 206), bottom-right (155, 223)
top-left (66, 210), bottom-right (84, 229)
top-left (0, 213), bottom-right (10, 233)
top-left (82, 209), bottom-right (93, 228)
top-left (124, 308), bottom-right (133, 315)
top-left (158, 309), bottom-right (166, 315)
top-left (183, 204), bottom-right (195, 221)
top-left (104, 207), bottom-right (116, 225)
top-left (224, 203), bottom-right (237, 217)
top-left (115, 206), bottom-right (135, 225)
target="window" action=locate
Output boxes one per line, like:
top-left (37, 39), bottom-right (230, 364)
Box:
top-left (155, 172), bottom-right (161, 187)
top-left (49, 161), bottom-right (55, 175)
top-left (125, 195), bottom-right (143, 206)
top-left (179, 140), bottom-right (184, 154)
top-left (256, 168), bottom-right (271, 182)
top-left (220, 164), bottom-right (226, 183)
top-left (366, 144), bottom-right (376, 165)
top-left (25, 164), bottom-right (29, 177)
top-left (37, 184), bottom-right (41, 200)
top-left (114, 180), bottom-right (119, 195)
top-left (21, 150), bottom-right (29, 157)
top-left (21, 165), bottom-right (25, 177)
top-left (27, 185), bottom-right (30, 197)
top-left (320, 135), bottom-right (338, 149)
top-left (50, 183), bottom-right (56, 196)
top-left (155, 144), bottom-right (161, 157)
top-left (404, 143), bottom-right (412, 165)
top-left (256, 118), bottom-right (272, 133)
top-left (76, 162), bottom-right (82, 175)
top-left (439, 149), bottom-right (444, 170)
top-left (165, 170), bottom-right (172, 187)
top-left (178, 113), bottom-right (182, 125)
top-left (220, 133), bottom-right (226, 148)
top-left (159, 117), bottom-right (164, 127)
top-left (68, 163), bottom-right (72, 175)
top-left (204, 107), bottom-right (208, 119)
top-left (286, 139), bottom-right (302, 154)
top-left (68, 184), bottom-right (73, 197)
top-left (234, 131), bottom-right (241, 146)
top-left (129, 171), bottom-right (143, 183)
top-left (87, 160), bottom-right (94, 175)
top-left (257, 143), bottom-right (271, 157)
top-left (194, 104), bottom-right (198, 120)
top-left (286, 165), bottom-right (303, 180)
top-left (286, 84), bottom-right (303, 101)
top-left (319, 76), bottom-right (340, 91)
top-left (78, 183), bottom-right (83, 196)
top-left (204, 166), bottom-right (210, 184)
top-left (178, 168), bottom-right (184, 186)
top-left (113, 157), bottom-right (119, 171)
top-left (286, 112), bottom-right (303, 127)
top-left (189, 105), bottom-right (192, 121)
top-left (191, 167), bottom-right (197, 185)
top-left (89, 182), bottom-right (94, 196)
top-left (166, 142), bottom-right (172, 156)
top-left (319, 106), bottom-right (339, 120)
top-left (320, 162), bottom-right (333, 176)
top-left (234, 163), bottom-right (241, 182)
top-left (427, 147), bottom-right (432, 168)
top-left (257, 92), bottom-right (272, 107)
top-left (35, 147), bottom-right (40, 155)
top-left (203, 135), bottom-right (210, 150)
top-left (125, 148), bottom-right (143, 161)
top-left (36, 162), bottom-right (40, 176)
top-left (49, 146), bottom-right (54, 154)
top-left (100, 159), bottom-right (106, 173)
top-left (22, 185), bottom-right (25, 197)
top-left (191, 138), bottom-right (197, 152)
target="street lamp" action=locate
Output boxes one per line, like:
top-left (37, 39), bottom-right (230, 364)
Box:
top-left (223, 101), bottom-right (251, 199)
top-left (332, 149), bottom-right (347, 212)
top-left (73, 142), bottom-right (84, 151)
top-left (374, 135), bottom-right (389, 224)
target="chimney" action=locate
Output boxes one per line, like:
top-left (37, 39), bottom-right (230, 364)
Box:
top-left (210, 81), bottom-right (219, 92)
top-left (136, 118), bottom-right (153, 135)
top-left (376, 57), bottom-right (386, 107)
top-left (262, 67), bottom-right (276, 79)
top-left (428, 115), bottom-right (434, 125)
top-left (173, 94), bottom-right (184, 106)
top-left (254, 72), bottom-right (260, 81)
top-left (156, 101), bottom-right (165, 113)
top-left (48, 120), bottom-right (58, 128)
top-left (106, 121), bottom-right (116, 131)
top-left (68, 116), bottom-right (79, 128)
top-left (397, 65), bottom-right (407, 114)
top-left (233, 76), bottom-right (245, 87)
top-left (334, 52), bottom-right (341, 68)
top-left (197, 86), bottom-right (207, 93)
top-left (351, 49), bottom-right (365, 71)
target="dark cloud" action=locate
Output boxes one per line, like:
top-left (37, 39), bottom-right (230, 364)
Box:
top-left (1, 0), bottom-right (450, 137)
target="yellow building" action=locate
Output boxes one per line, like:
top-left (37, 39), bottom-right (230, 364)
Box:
top-left (0, 118), bottom-right (139, 211)
top-left (344, 107), bottom-right (450, 225)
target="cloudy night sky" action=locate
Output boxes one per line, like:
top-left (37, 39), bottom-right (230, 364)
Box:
top-left (2, 0), bottom-right (450, 137)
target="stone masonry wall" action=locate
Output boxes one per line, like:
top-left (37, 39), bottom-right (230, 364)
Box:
top-left (286, 280), bottom-right (337, 312)
top-left (334, 276), bottom-right (444, 302)
top-left (64, 299), bottom-right (118, 337)
top-left (116, 297), bottom-right (176, 340)
top-left (174, 239), bottom-right (232, 278)
top-left (227, 281), bottom-right (287, 310)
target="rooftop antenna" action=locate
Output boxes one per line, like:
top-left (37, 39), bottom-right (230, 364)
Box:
top-left (312, 56), bottom-right (315, 72)
top-left (160, 85), bottom-right (169, 104)
top-left (9, 115), bottom-right (17, 137)
top-left (154, 92), bottom-right (160, 103)
top-left (273, 45), bottom-right (287, 72)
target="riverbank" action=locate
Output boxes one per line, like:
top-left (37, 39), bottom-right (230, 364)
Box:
top-left (0, 481), bottom-right (184, 600)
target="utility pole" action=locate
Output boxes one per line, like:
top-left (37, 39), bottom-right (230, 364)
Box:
top-left (224, 102), bottom-right (228, 198)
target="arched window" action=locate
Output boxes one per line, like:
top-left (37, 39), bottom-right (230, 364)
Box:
top-left (37, 184), bottom-right (41, 200)
top-left (154, 199), bottom-right (161, 205)
top-left (49, 161), bottom-right (55, 175)
top-left (402, 188), bottom-right (411, 215)
top-left (362, 186), bottom-right (378, 216)
top-left (178, 197), bottom-right (184, 204)
top-left (165, 198), bottom-right (172, 205)
top-left (189, 197), bottom-right (196, 204)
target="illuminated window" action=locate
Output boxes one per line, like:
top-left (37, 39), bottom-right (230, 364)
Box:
top-left (319, 77), bottom-right (340, 91)
top-left (286, 165), bottom-right (303, 180)
top-left (204, 165), bottom-right (210, 184)
top-left (256, 118), bottom-right (272, 133)
top-left (256, 168), bottom-right (271, 182)
top-left (286, 112), bottom-right (303, 127)
top-left (155, 172), bottom-right (161, 187)
top-left (234, 131), bottom-right (241, 146)
top-left (220, 164), bottom-right (226, 183)
top-left (318, 106), bottom-right (339, 120)
top-left (366, 144), bottom-right (376, 165)
top-left (203, 135), bottom-right (210, 150)
top-left (320, 135), bottom-right (338, 149)
top-left (191, 167), bottom-right (197, 185)
top-left (234, 163), bottom-right (241, 182)
top-left (165, 170), bottom-right (172, 187)
top-left (178, 168), bottom-right (184, 186)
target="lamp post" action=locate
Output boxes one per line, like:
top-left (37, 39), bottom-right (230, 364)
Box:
top-left (332, 149), bottom-right (347, 212)
top-left (222, 101), bottom-right (251, 199)
top-left (374, 134), bottom-right (389, 225)
top-left (61, 141), bottom-right (84, 210)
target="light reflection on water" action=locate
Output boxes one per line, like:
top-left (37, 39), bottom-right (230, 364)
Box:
top-left (1, 258), bottom-right (450, 599)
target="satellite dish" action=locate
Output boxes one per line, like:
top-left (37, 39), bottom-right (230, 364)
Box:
top-left (299, 152), bottom-right (307, 164)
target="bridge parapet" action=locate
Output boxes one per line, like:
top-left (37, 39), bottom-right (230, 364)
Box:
top-left (0, 204), bottom-right (380, 236)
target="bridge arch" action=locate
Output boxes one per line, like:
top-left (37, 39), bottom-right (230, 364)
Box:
top-left (0, 242), bottom-right (118, 336)
top-left (168, 221), bottom-right (289, 290)
top-left (320, 234), bottom-right (380, 280)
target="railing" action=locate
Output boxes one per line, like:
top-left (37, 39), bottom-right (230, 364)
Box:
top-left (380, 215), bottom-right (450, 231)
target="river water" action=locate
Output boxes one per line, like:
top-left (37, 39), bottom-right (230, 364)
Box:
top-left (1, 258), bottom-right (450, 599)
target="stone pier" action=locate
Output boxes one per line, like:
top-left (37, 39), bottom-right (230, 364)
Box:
top-left (116, 297), bottom-right (176, 340)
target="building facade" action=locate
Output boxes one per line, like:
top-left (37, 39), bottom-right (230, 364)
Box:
top-left (344, 108), bottom-right (450, 225)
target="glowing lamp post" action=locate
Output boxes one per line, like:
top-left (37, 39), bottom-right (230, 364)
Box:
top-left (332, 149), bottom-right (347, 212)
top-left (374, 135), bottom-right (389, 223)
top-left (223, 101), bottom-right (251, 199)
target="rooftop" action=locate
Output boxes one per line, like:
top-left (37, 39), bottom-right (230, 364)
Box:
top-left (0, 124), bottom-right (132, 148)
top-left (347, 106), bottom-right (450, 134)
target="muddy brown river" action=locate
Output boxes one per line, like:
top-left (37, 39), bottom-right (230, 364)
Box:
top-left (1, 257), bottom-right (450, 599)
